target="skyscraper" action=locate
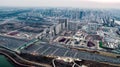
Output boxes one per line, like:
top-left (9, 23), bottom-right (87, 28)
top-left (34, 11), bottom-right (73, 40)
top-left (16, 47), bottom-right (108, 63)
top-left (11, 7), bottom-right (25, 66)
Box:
top-left (58, 18), bottom-right (68, 30)
top-left (68, 21), bottom-right (78, 31)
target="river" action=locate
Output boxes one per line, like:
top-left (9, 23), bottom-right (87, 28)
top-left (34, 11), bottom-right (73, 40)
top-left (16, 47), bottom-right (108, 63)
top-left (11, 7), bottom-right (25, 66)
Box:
top-left (0, 55), bottom-right (14, 67)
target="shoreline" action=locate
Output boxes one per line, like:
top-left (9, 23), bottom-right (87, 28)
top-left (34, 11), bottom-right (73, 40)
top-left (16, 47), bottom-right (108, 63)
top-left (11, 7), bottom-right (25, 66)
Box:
top-left (0, 53), bottom-right (26, 67)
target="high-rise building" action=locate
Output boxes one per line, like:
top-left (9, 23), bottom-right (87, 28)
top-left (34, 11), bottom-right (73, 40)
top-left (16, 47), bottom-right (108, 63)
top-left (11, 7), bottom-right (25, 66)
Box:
top-left (54, 23), bottom-right (62, 35)
top-left (49, 25), bottom-right (55, 37)
top-left (87, 23), bottom-right (98, 32)
top-left (58, 19), bottom-right (68, 30)
top-left (68, 21), bottom-right (78, 31)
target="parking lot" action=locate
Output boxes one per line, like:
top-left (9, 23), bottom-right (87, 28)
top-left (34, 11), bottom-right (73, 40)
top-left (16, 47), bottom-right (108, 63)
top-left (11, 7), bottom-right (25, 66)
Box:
top-left (0, 35), bottom-right (30, 50)
top-left (22, 42), bottom-right (120, 64)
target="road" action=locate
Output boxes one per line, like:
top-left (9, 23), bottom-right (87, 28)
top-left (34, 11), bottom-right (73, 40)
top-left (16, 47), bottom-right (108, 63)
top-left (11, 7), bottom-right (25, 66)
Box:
top-left (0, 48), bottom-right (52, 67)
top-left (52, 59), bottom-right (56, 67)
top-left (0, 51), bottom-right (30, 67)
top-left (23, 43), bottom-right (120, 66)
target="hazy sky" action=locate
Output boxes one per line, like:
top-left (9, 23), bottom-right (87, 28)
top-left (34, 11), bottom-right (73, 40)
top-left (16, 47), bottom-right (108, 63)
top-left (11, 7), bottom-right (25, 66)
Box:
top-left (0, 0), bottom-right (120, 8)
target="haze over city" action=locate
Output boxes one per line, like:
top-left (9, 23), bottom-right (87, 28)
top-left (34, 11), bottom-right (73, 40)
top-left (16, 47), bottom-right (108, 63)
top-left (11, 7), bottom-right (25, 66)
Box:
top-left (1, 0), bottom-right (120, 67)
top-left (0, 0), bottom-right (120, 8)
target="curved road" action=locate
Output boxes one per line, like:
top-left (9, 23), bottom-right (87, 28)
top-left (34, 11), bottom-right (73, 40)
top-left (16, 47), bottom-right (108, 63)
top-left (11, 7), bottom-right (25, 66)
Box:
top-left (0, 48), bottom-right (52, 67)
top-left (52, 59), bottom-right (56, 67)
top-left (0, 51), bottom-right (31, 67)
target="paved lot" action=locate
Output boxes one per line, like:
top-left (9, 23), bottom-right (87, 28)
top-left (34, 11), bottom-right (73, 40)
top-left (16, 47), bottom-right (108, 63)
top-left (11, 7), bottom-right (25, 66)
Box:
top-left (0, 36), bottom-right (29, 50)
top-left (22, 43), bottom-right (120, 64)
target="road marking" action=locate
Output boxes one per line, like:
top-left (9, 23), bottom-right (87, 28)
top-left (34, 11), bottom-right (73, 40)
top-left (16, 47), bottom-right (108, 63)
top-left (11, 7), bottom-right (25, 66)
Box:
top-left (34, 45), bottom-right (44, 52)
top-left (51, 48), bottom-right (59, 55)
top-left (63, 50), bottom-right (69, 56)
top-left (41, 47), bottom-right (51, 54)
top-left (73, 52), bottom-right (77, 58)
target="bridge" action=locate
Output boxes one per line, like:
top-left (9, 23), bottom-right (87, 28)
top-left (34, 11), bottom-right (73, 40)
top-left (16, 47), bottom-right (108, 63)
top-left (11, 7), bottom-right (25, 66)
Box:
top-left (16, 39), bottom-right (38, 51)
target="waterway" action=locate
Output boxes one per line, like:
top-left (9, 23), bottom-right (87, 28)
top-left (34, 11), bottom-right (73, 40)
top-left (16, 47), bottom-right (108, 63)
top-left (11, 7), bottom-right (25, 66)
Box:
top-left (0, 55), bottom-right (14, 67)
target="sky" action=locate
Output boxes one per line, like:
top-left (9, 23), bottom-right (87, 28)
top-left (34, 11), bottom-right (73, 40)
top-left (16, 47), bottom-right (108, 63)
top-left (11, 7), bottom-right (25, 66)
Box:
top-left (0, 0), bottom-right (120, 9)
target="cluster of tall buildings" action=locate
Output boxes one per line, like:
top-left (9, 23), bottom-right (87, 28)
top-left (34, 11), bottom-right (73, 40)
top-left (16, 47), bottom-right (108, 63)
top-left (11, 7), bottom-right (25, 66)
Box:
top-left (31, 8), bottom-right (120, 51)
top-left (38, 18), bottom-right (68, 40)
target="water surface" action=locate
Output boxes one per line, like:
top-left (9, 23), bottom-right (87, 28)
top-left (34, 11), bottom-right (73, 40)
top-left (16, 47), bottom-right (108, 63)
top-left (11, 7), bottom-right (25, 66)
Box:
top-left (0, 55), bottom-right (14, 67)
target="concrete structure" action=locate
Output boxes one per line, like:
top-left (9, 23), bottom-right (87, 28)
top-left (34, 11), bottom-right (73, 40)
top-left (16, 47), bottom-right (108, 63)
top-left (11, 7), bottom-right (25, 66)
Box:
top-left (87, 23), bottom-right (98, 33)
top-left (103, 37), bottom-right (119, 49)
top-left (68, 21), bottom-right (78, 31)
top-left (54, 23), bottom-right (62, 35)
top-left (58, 19), bottom-right (68, 30)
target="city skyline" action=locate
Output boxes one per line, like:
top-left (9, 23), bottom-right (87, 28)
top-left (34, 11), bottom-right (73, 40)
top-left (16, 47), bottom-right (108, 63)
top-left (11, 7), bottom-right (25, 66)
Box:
top-left (0, 0), bottom-right (120, 9)
top-left (1, 3), bottom-right (120, 67)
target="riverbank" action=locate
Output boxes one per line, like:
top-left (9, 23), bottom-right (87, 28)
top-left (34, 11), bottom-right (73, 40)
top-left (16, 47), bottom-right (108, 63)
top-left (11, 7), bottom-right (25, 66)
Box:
top-left (0, 55), bottom-right (14, 67)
